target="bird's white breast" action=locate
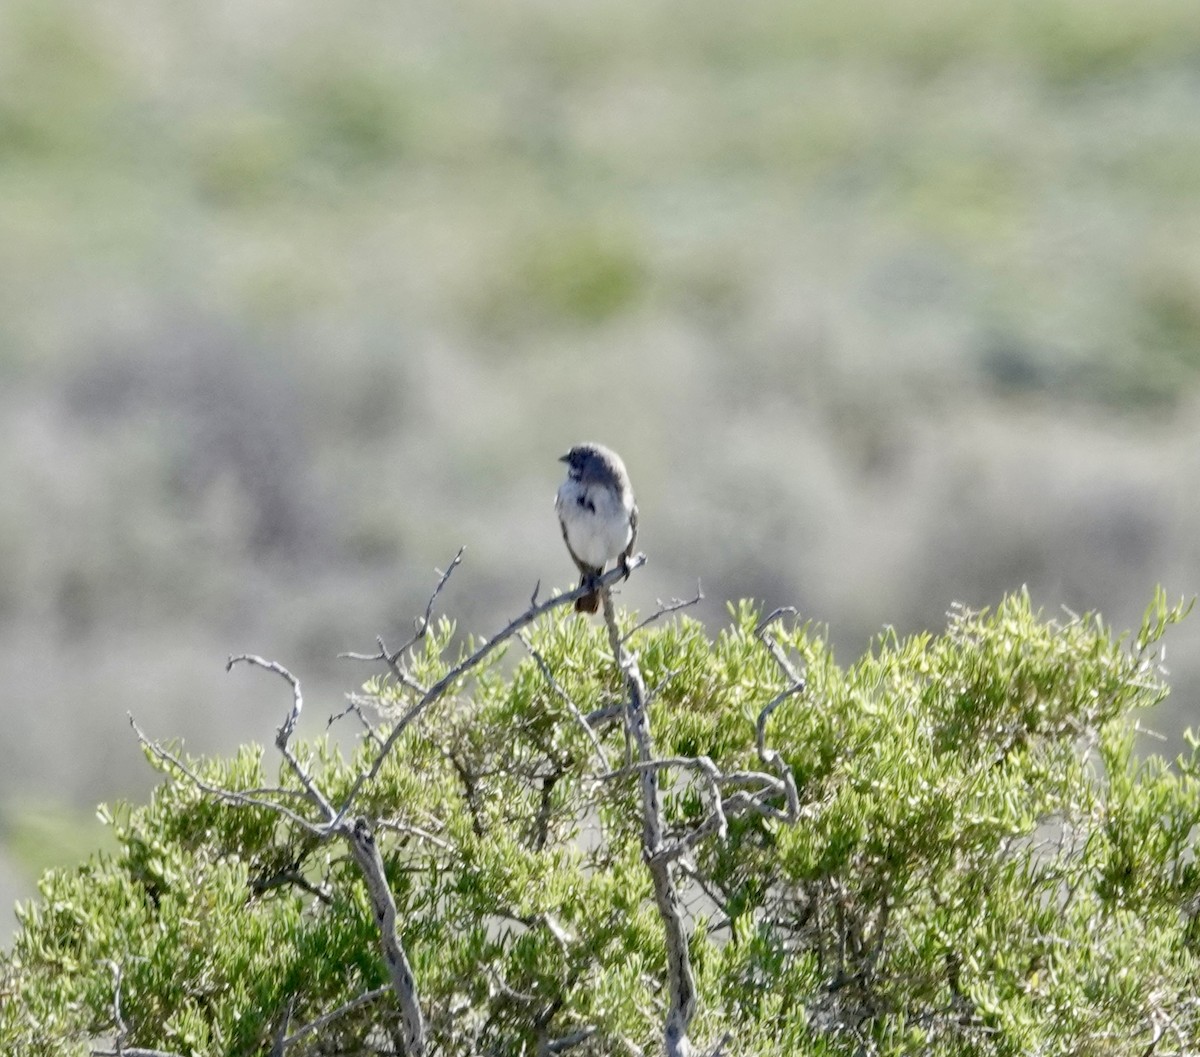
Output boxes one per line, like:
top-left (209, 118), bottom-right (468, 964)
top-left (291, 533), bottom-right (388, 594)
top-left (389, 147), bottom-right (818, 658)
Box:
top-left (556, 478), bottom-right (633, 570)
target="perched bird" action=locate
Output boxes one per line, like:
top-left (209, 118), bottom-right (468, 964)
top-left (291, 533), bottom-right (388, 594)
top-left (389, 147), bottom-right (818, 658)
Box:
top-left (555, 442), bottom-right (638, 613)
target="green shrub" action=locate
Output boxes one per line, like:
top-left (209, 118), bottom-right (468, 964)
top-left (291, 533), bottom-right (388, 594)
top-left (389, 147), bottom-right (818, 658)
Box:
top-left (2, 588), bottom-right (1197, 1056)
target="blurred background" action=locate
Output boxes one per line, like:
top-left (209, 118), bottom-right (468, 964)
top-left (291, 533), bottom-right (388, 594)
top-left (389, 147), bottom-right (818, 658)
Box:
top-left (3, 0), bottom-right (1200, 929)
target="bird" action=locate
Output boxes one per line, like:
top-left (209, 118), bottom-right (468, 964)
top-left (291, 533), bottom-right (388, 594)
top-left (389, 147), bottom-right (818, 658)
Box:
top-left (555, 442), bottom-right (638, 613)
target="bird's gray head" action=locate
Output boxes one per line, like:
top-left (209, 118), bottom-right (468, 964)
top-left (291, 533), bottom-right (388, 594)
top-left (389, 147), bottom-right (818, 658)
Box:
top-left (559, 442), bottom-right (626, 486)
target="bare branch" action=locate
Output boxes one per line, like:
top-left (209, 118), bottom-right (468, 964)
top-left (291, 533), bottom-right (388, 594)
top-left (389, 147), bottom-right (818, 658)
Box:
top-left (251, 867), bottom-right (333, 905)
top-left (328, 695), bottom-right (387, 748)
top-left (226, 655), bottom-right (336, 823)
top-left (387, 548), bottom-right (469, 666)
top-left (748, 611), bottom-right (807, 829)
top-left (339, 639), bottom-right (427, 695)
top-left (584, 703), bottom-right (624, 727)
top-left (755, 606), bottom-right (798, 632)
top-left (655, 787), bottom-right (796, 866)
top-left (93, 1050), bottom-right (188, 1057)
top-left (268, 996), bottom-right (294, 1057)
top-left (129, 715), bottom-right (324, 836)
top-left (599, 757), bottom-right (782, 797)
top-left (691, 755), bottom-right (728, 842)
top-left (339, 548), bottom-right (466, 691)
top-left (340, 551), bottom-right (465, 700)
top-left (622, 582), bottom-right (704, 643)
top-left (755, 686), bottom-right (803, 822)
top-left (282, 986), bottom-right (391, 1049)
top-left (226, 654), bottom-right (303, 746)
top-left (653, 696), bottom-right (804, 866)
top-left (754, 608), bottom-right (805, 687)
top-left (92, 1046), bottom-right (189, 1055)
top-left (540, 1027), bottom-right (599, 1055)
top-left (600, 585), bottom-right (696, 1057)
top-left (347, 817), bottom-right (426, 1056)
top-left (411, 547), bottom-right (467, 644)
top-left (756, 686), bottom-right (798, 760)
top-left (595, 678), bottom-right (804, 871)
top-left (103, 960), bottom-right (127, 1049)
top-left (758, 634), bottom-right (804, 687)
top-left (489, 964), bottom-right (541, 1006)
top-left (376, 818), bottom-right (454, 852)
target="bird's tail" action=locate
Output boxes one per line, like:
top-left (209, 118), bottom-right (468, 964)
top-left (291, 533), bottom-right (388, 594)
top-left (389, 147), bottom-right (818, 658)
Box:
top-left (575, 576), bottom-right (601, 613)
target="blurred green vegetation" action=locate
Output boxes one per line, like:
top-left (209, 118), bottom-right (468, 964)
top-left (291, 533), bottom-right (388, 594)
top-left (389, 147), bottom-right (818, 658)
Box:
top-left (1, 803), bottom-right (116, 878)
top-left (3, 0), bottom-right (1200, 387)
top-left (2, 0), bottom-right (1200, 925)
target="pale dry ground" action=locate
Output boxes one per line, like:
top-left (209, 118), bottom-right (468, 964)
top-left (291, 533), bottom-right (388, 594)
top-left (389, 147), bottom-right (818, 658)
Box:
top-left (3, 0), bottom-right (1200, 925)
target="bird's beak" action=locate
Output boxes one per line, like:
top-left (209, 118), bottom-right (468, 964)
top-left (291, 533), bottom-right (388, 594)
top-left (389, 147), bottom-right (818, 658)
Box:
top-left (558, 453), bottom-right (571, 463)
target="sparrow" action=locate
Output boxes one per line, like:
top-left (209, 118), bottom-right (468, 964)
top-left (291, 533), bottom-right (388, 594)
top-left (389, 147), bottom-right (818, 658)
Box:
top-left (555, 442), bottom-right (638, 613)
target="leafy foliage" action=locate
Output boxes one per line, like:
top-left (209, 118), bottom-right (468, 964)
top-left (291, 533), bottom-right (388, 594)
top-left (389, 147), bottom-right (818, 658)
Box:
top-left (2, 591), bottom-right (1198, 1055)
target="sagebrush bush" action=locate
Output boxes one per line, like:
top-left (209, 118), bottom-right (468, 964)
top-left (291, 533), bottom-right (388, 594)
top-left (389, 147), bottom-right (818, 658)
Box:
top-left (2, 589), bottom-right (1197, 1056)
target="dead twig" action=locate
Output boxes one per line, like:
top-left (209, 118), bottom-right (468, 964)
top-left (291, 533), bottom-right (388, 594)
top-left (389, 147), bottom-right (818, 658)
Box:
top-left (339, 548), bottom-right (466, 693)
top-left (327, 695), bottom-right (387, 748)
top-left (268, 997), bottom-right (294, 1057)
top-left (621, 582), bottom-right (704, 643)
top-left (754, 607), bottom-right (805, 687)
top-left (282, 986), bottom-right (391, 1049)
top-left (376, 818), bottom-right (454, 852)
top-left (540, 1027), bottom-right (599, 1054)
top-left (227, 655), bottom-right (336, 822)
top-left (129, 715), bottom-right (323, 835)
